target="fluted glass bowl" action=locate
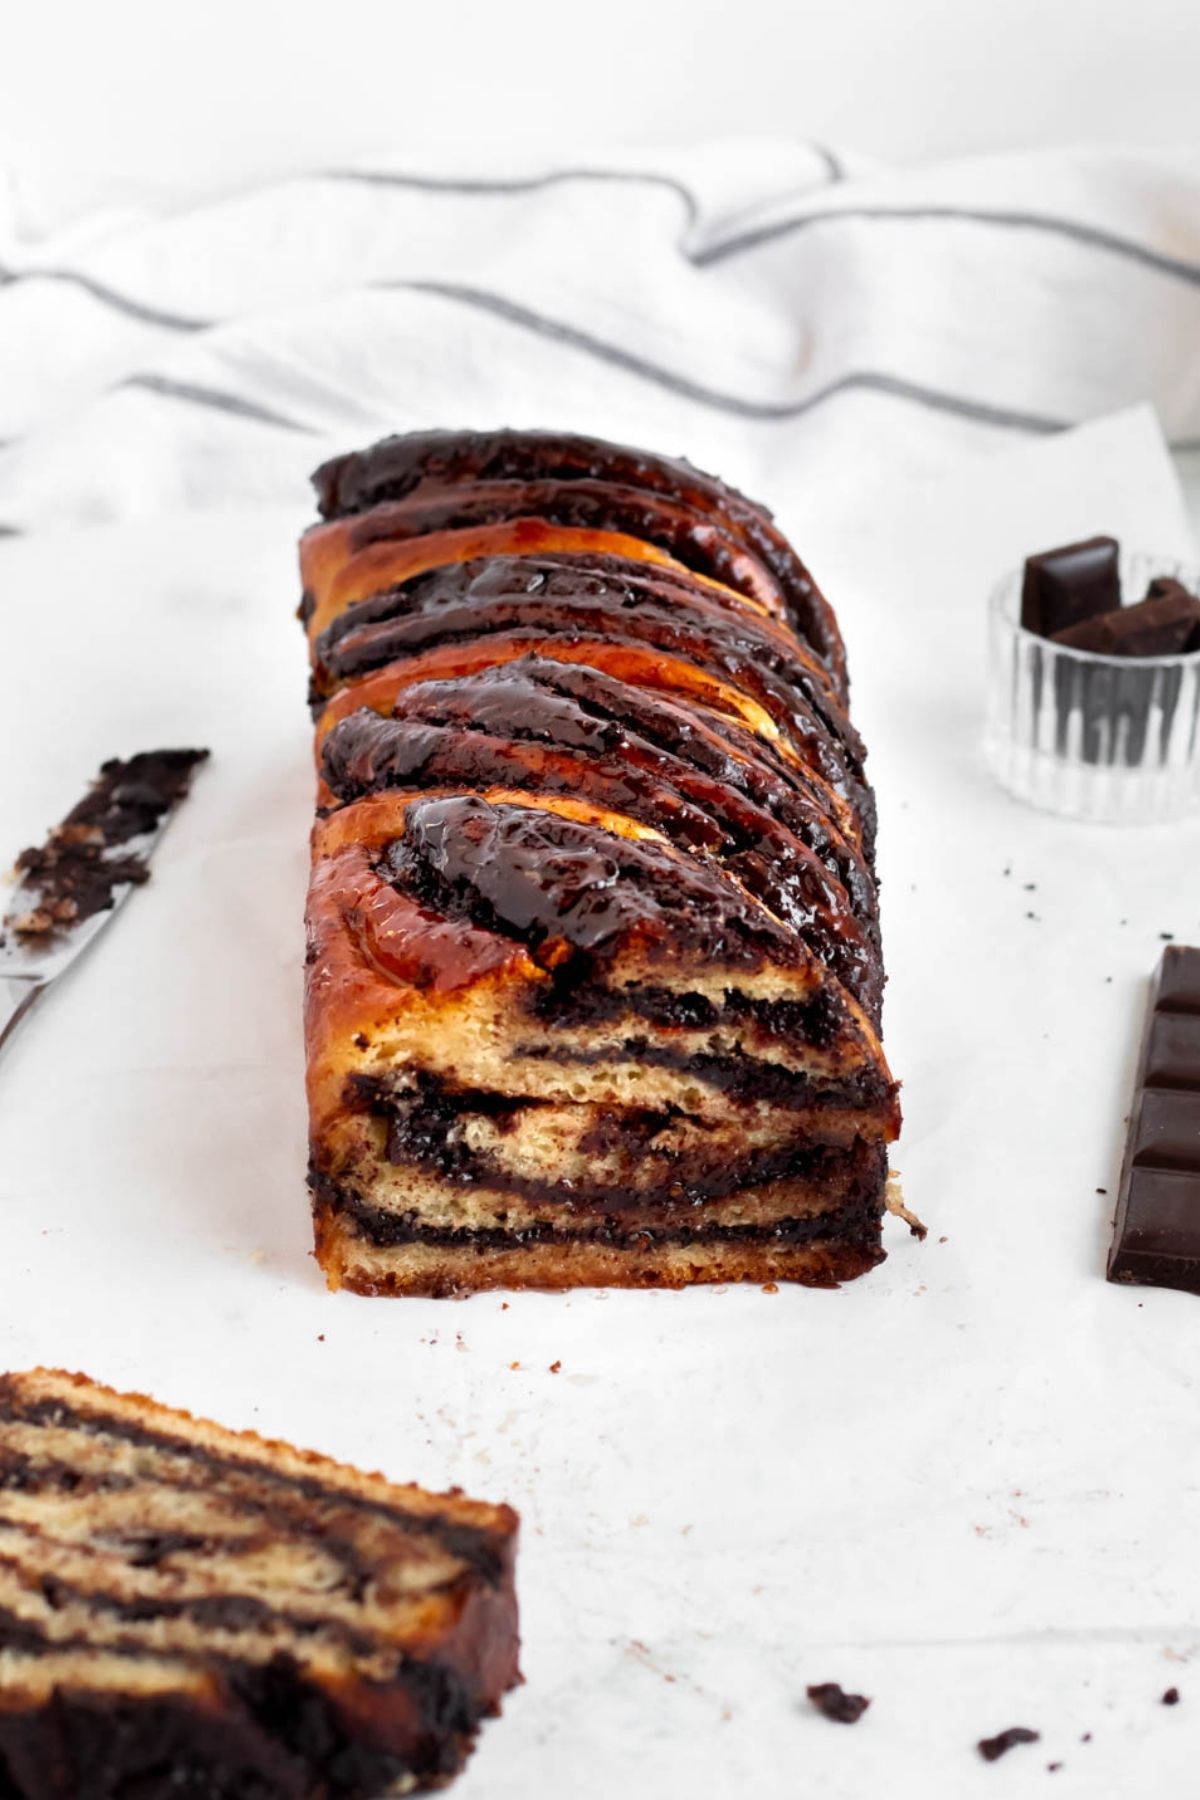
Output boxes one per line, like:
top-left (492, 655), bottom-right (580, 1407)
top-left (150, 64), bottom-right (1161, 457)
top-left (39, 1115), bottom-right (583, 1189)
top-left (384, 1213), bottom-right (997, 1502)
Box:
top-left (984, 550), bottom-right (1200, 824)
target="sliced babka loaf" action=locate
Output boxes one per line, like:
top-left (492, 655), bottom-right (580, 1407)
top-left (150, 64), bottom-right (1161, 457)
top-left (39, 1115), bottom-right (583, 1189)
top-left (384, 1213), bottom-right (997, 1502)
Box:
top-left (299, 430), bottom-right (899, 1295)
top-left (0, 1369), bottom-right (519, 1798)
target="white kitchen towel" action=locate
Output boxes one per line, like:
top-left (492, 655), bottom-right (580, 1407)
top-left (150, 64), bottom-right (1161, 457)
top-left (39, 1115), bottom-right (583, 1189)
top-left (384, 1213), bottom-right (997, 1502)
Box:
top-left (0, 138), bottom-right (1198, 541)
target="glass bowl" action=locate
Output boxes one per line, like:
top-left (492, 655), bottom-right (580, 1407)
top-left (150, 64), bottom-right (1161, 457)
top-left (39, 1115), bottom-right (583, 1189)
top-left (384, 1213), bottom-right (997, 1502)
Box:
top-left (984, 550), bottom-right (1200, 824)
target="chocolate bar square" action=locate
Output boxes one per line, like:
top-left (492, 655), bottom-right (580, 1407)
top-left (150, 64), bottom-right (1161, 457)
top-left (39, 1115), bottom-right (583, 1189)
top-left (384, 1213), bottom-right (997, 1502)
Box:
top-left (1108, 948), bottom-right (1200, 1293)
top-left (1111, 1168), bottom-right (1200, 1287)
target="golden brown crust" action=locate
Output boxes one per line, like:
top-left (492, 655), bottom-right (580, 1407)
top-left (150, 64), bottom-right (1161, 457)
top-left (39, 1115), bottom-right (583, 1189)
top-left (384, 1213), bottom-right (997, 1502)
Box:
top-left (314, 1208), bottom-right (883, 1296)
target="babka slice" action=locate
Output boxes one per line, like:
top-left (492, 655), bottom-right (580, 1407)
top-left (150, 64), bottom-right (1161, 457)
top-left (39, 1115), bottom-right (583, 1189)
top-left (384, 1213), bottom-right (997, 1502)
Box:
top-left (299, 429), bottom-right (899, 1295)
top-left (0, 1369), bottom-right (519, 1799)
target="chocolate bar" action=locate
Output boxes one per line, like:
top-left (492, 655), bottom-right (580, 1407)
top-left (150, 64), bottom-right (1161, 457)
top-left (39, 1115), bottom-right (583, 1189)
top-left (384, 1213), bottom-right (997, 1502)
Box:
top-left (1107, 946), bottom-right (1200, 1292)
top-left (1021, 535), bottom-right (1120, 637)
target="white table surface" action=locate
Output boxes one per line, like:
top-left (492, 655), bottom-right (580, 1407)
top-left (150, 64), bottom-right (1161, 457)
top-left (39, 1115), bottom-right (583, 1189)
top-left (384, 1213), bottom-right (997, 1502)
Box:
top-left (2, 407), bottom-right (1200, 1797)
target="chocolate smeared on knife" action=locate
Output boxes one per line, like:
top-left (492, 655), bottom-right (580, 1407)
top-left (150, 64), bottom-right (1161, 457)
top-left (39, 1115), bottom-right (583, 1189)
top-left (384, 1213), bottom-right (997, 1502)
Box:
top-left (1, 749), bottom-right (209, 1052)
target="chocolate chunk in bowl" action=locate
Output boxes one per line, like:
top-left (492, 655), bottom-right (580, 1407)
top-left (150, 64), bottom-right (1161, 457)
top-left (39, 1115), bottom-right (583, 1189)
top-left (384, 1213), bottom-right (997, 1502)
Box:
top-left (1020, 534), bottom-right (1120, 637)
top-left (985, 549), bottom-right (1200, 822)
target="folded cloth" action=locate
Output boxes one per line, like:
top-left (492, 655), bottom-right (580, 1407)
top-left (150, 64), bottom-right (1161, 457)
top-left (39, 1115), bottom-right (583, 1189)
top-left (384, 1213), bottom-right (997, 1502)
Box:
top-left (0, 141), bottom-right (1197, 540)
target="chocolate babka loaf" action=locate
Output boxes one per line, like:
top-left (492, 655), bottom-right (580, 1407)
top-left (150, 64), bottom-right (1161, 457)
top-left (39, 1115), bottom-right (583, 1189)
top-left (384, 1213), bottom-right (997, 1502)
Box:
top-left (300, 430), bottom-right (899, 1295)
top-left (0, 1369), bottom-right (519, 1799)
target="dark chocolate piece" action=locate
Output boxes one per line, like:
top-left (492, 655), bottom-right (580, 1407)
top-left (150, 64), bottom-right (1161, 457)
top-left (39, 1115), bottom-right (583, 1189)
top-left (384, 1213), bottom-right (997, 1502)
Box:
top-left (805, 1683), bottom-right (871, 1724)
top-left (1051, 589), bottom-right (1200, 657)
top-left (977, 1727), bottom-right (1040, 1762)
top-left (1107, 947), bottom-right (1200, 1292)
top-left (7, 750), bottom-right (209, 942)
top-left (1163, 1687), bottom-right (1181, 1705)
top-left (1146, 575), bottom-right (1198, 605)
top-left (1021, 536), bottom-right (1120, 638)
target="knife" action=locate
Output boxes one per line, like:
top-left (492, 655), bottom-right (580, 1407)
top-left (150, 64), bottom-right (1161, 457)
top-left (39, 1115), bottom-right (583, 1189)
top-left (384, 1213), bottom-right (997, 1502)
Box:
top-left (1, 748), bottom-right (209, 1054)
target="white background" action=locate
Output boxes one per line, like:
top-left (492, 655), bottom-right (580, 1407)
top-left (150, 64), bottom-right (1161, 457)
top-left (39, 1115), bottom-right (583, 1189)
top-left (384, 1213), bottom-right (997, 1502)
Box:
top-left (3, 0), bottom-right (1200, 224)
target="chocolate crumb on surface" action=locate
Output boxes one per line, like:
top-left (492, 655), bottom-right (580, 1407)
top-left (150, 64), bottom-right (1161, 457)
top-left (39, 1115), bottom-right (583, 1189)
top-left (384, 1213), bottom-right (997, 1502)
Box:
top-left (1048, 1762), bottom-right (1063, 1773)
top-left (1163, 1687), bottom-right (1181, 1705)
top-left (978, 1727), bottom-right (1040, 1762)
top-left (7, 749), bottom-right (209, 942)
top-left (807, 1682), bottom-right (870, 1724)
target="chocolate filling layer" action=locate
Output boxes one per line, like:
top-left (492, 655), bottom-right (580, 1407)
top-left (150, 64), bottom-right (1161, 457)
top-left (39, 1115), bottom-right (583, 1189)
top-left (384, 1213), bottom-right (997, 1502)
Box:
top-left (342, 1071), bottom-right (886, 1208)
top-left (526, 976), bottom-right (850, 1047)
top-left (314, 1167), bottom-right (885, 1254)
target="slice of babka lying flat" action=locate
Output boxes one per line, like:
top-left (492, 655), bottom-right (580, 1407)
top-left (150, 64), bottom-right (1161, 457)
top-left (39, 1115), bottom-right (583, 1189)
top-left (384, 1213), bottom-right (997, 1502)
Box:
top-left (300, 430), bottom-right (900, 1296)
top-left (0, 1369), bottom-right (519, 1799)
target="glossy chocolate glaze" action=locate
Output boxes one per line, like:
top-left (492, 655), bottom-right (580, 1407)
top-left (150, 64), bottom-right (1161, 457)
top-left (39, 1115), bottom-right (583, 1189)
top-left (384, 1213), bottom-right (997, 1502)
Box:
top-left (377, 794), bottom-right (807, 974)
top-left (310, 430), bottom-right (847, 692)
top-left (314, 551), bottom-right (860, 762)
top-left (321, 661), bottom-right (881, 1011)
top-left (330, 649), bottom-right (878, 922)
top-left (317, 625), bottom-right (872, 854)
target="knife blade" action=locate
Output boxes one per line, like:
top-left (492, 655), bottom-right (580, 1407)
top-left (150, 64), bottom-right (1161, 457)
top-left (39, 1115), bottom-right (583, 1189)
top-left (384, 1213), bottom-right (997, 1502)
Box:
top-left (0, 749), bottom-right (209, 1054)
